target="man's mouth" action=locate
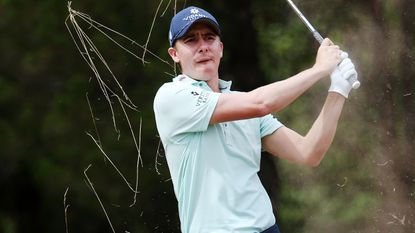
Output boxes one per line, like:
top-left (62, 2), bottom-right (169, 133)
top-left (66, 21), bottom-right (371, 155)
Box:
top-left (196, 58), bottom-right (213, 64)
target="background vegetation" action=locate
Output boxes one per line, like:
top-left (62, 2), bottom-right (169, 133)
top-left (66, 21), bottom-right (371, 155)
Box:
top-left (0, 0), bottom-right (413, 232)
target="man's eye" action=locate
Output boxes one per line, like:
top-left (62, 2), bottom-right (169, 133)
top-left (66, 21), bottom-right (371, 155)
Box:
top-left (184, 38), bottom-right (195, 43)
top-left (207, 35), bottom-right (216, 40)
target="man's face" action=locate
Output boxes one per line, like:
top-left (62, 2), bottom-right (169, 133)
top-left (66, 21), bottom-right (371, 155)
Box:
top-left (168, 22), bottom-right (223, 81)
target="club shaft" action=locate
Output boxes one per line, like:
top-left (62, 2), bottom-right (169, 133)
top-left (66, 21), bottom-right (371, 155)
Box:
top-left (286, 0), bottom-right (360, 89)
top-left (286, 0), bottom-right (323, 44)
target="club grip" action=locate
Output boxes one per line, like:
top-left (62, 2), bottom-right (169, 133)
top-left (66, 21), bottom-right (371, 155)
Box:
top-left (313, 31), bottom-right (324, 44)
top-left (350, 76), bottom-right (361, 89)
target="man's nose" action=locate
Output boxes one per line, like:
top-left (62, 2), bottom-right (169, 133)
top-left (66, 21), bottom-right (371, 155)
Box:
top-left (198, 40), bottom-right (209, 53)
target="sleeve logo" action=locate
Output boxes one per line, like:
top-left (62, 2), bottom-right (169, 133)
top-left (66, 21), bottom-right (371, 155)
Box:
top-left (196, 91), bottom-right (209, 106)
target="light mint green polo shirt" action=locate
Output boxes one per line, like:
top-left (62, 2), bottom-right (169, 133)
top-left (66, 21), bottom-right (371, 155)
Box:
top-left (154, 75), bottom-right (284, 233)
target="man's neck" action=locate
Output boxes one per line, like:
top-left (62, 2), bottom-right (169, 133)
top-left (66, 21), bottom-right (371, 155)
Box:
top-left (206, 78), bottom-right (220, 92)
top-left (183, 73), bottom-right (221, 92)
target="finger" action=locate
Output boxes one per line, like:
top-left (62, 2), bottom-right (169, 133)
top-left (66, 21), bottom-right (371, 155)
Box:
top-left (330, 46), bottom-right (341, 59)
top-left (342, 69), bottom-right (357, 80)
top-left (339, 58), bottom-right (354, 70)
top-left (321, 38), bottom-right (333, 46)
top-left (328, 45), bottom-right (340, 55)
top-left (340, 51), bottom-right (348, 59)
top-left (335, 52), bottom-right (344, 64)
top-left (349, 73), bottom-right (360, 88)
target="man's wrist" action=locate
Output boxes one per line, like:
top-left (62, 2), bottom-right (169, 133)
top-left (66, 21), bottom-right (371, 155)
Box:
top-left (328, 88), bottom-right (348, 99)
top-left (327, 91), bottom-right (347, 100)
top-left (310, 66), bottom-right (330, 79)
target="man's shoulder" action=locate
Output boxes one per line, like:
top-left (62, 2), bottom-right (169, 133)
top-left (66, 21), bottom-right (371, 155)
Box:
top-left (156, 80), bottom-right (194, 95)
top-left (154, 81), bottom-right (197, 109)
top-left (155, 82), bottom-right (179, 99)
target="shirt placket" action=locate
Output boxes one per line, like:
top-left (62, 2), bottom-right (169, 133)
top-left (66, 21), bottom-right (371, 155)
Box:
top-left (220, 122), bottom-right (231, 145)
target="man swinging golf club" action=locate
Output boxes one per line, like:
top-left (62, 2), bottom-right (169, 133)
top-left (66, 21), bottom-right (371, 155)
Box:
top-left (154, 5), bottom-right (358, 233)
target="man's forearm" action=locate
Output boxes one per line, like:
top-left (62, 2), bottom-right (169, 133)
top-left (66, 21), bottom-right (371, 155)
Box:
top-left (210, 67), bottom-right (325, 124)
top-left (303, 92), bottom-right (345, 166)
top-left (251, 67), bottom-right (326, 114)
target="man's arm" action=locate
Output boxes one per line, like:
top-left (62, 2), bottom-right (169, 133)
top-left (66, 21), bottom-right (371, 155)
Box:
top-left (210, 67), bottom-right (327, 124)
top-left (210, 38), bottom-right (342, 124)
top-left (261, 92), bottom-right (345, 167)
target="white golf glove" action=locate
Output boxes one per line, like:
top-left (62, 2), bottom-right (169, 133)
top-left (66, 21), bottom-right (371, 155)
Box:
top-left (329, 53), bottom-right (358, 98)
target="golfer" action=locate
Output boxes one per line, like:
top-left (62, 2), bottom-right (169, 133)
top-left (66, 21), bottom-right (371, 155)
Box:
top-left (154, 6), bottom-right (358, 233)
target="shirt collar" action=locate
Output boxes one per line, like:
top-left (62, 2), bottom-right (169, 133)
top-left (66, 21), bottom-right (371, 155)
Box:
top-left (172, 74), bottom-right (232, 92)
top-left (218, 79), bottom-right (232, 92)
top-left (172, 74), bottom-right (197, 84)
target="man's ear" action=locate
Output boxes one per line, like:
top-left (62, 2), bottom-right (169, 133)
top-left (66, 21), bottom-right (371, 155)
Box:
top-left (168, 47), bottom-right (180, 63)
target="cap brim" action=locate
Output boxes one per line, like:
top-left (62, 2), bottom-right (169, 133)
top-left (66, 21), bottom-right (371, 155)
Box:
top-left (173, 18), bottom-right (221, 44)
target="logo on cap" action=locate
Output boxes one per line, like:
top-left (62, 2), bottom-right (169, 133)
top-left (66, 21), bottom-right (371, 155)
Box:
top-left (190, 8), bottom-right (199, 14)
top-left (182, 7), bottom-right (207, 21)
top-left (168, 6), bottom-right (220, 46)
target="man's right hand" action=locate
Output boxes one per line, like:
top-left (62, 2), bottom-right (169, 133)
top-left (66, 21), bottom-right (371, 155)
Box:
top-left (313, 38), bottom-right (343, 76)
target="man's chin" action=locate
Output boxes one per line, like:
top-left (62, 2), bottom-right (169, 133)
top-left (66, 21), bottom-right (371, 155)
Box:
top-left (193, 70), bottom-right (216, 81)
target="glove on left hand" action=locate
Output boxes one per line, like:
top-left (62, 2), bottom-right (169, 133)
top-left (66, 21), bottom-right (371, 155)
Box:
top-left (328, 54), bottom-right (358, 98)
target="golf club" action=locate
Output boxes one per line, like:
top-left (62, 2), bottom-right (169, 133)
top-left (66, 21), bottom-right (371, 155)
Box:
top-left (287, 0), bottom-right (360, 89)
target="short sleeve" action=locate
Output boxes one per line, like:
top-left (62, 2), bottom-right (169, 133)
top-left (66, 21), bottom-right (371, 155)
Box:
top-left (259, 114), bottom-right (284, 138)
top-left (154, 82), bottom-right (220, 142)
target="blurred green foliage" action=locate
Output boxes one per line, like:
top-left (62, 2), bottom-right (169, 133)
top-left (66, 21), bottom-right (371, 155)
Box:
top-left (0, 0), bottom-right (414, 232)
